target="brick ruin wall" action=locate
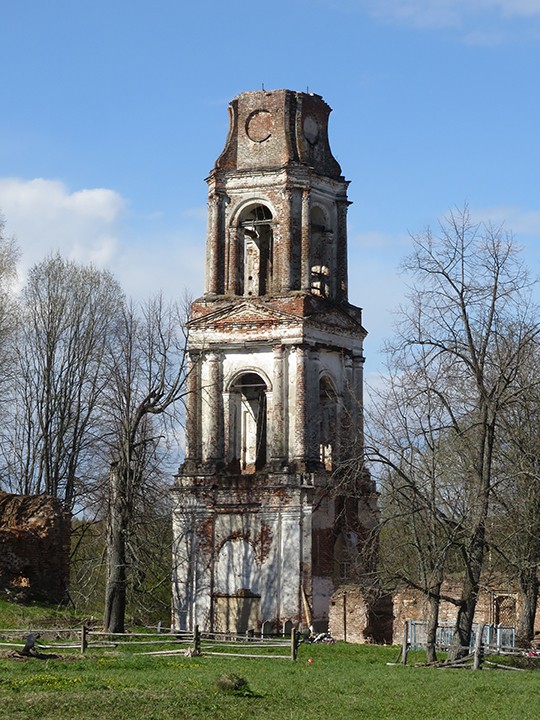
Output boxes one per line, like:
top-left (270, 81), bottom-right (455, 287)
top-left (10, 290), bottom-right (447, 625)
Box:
top-left (0, 491), bottom-right (70, 604)
top-left (329, 585), bottom-right (394, 644)
top-left (329, 580), bottom-right (540, 645)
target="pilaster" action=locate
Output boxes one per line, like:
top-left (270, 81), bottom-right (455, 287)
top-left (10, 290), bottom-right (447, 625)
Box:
top-left (300, 189), bottom-right (311, 292)
top-left (336, 200), bottom-right (349, 302)
top-left (184, 352), bottom-right (201, 465)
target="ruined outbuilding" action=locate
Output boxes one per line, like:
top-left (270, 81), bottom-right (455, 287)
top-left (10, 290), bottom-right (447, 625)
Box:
top-left (0, 491), bottom-right (70, 604)
top-left (391, 581), bottom-right (540, 645)
top-left (172, 89), bottom-right (382, 636)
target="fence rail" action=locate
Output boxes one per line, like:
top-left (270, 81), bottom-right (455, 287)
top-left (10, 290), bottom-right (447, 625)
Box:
top-left (0, 625), bottom-right (299, 661)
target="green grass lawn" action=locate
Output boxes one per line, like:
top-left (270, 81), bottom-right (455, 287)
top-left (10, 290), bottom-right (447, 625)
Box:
top-left (2, 641), bottom-right (540, 720)
top-left (0, 598), bottom-right (84, 629)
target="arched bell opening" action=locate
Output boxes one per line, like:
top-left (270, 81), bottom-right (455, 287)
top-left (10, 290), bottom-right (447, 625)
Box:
top-left (319, 375), bottom-right (338, 470)
top-left (310, 205), bottom-right (332, 298)
top-left (235, 204), bottom-right (274, 297)
top-left (229, 372), bottom-right (268, 473)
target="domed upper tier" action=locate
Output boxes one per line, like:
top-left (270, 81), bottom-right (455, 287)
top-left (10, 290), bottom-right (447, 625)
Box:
top-left (215, 89), bottom-right (343, 180)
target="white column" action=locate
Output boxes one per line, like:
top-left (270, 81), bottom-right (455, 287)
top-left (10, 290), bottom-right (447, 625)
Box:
top-left (270, 344), bottom-right (286, 464)
top-left (307, 347), bottom-right (321, 465)
top-left (227, 226), bottom-right (242, 295)
top-left (206, 351), bottom-right (224, 464)
top-left (353, 353), bottom-right (365, 450)
top-left (293, 346), bottom-right (307, 469)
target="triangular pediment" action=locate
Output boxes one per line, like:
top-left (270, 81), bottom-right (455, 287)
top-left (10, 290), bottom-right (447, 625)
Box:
top-left (189, 300), bottom-right (301, 330)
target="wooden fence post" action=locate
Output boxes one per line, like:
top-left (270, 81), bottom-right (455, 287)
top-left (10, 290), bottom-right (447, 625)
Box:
top-left (291, 628), bottom-right (298, 661)
top-left (81, 625), bottom-right (88, 654)
top-left (401, 621), bottom-right (409, 666)
top-left (194, 625), bottom-right (201, 656)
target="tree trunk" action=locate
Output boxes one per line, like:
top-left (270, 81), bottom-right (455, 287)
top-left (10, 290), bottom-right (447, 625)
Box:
top-left (103, 464), bottom-right (128, 633)
top-left (447, 529), bottom-right (485, 662)
top-left (425, 582), bottom-right (441, 663)
top-left (516, 567), bottom-right (538, 648)
top-left (103, 522), bottom-right (127, 633)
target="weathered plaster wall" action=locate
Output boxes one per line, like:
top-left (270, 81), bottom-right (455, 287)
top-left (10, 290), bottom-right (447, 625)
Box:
top-left (172, 476), bottom-right (318, 632)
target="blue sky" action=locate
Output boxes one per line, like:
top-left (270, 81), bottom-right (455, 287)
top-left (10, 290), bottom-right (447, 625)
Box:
top-left (2, 0), bottom-right (540, 381)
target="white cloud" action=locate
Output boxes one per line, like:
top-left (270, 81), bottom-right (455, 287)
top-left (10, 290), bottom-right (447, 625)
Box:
top-left (0, 178), bottom-right (123, 272)
top-left (461, 28), bottom-right (513, 45)
top-left (368, 0), bottom-right (464, 28)
top-left (319, 0), bottom-right (540, 37)
top-left (0, 177), bottom-right (206, 301)
top-left (471, 205), bottom-right (540, 236)
top-left (364, 0), bottom-right (540, 26)
top-left (496, 0), bottom-right (540, 18)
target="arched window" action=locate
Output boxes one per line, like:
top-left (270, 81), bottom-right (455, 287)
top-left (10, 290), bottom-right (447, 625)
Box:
top-left (319, 376), bottom-right (338, 470)
top-left (237, 204), bottom-right (273, 297)
top-left (229, 372), bottom-right (267, 472)
top-left (215, 538), bottom-right (261, 633)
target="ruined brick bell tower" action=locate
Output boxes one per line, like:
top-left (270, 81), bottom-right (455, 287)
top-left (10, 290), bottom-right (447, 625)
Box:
top-left (172, 89), bottom-right (377, 634)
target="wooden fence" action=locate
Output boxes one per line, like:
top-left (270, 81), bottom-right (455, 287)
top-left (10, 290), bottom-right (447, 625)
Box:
top-left (191, 628), bottom-right (299, 661)
top-left (0, 626), bottom-right (300, 662)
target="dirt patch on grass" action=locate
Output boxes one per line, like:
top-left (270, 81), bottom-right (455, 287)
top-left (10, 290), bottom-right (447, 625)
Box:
top-left (0, 649), bottom-right (83, 662)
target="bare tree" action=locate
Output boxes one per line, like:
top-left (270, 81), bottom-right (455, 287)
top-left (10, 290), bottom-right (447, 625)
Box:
top-left (0, 254), bottom-right (123, 509)
top-left (489, 345), bottom-right (540, 646)
top-left (367, 364), bottom-right (463, 662)
top-left (0, 215), bottom-right (19, 421)
top-left (370, 206), bottom-right (539, 661)
top-left (102, 296), bottom-right (188, 633)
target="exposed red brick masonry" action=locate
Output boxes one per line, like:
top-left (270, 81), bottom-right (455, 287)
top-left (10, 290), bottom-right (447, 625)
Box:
top-left (0, 491), bottom-right (70, 604)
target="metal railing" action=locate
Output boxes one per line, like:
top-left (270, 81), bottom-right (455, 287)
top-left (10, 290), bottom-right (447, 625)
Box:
top-left (408, 620), bottom-right (516, 652)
